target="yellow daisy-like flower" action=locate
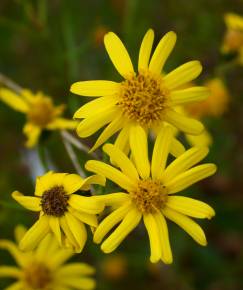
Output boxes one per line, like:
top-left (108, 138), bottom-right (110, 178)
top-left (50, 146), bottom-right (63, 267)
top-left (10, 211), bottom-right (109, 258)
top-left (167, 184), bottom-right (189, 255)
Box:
top-left (0, 88), bottom-right (77, 148)
top-left (186, 78), bottom-right (230, 119)
top-left (85, 125), bottom-right (216, 264)
top-left (0, 225), bottom-right (96, 290)
top-left (222, 13), bottom-right (243, 59)
top-left (12, 172), bottom-right (105, 253)
top-left (71, 29), bottom-right (209, 153)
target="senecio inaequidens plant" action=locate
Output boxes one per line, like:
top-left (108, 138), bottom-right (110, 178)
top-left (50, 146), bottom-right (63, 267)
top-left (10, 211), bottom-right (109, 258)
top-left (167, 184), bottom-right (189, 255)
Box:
top-left (1, 27), bottom-right (227, 289)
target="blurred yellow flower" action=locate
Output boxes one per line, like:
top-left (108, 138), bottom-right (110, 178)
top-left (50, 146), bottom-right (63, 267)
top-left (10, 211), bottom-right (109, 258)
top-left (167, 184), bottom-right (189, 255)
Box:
top-left (0, 225), bottom-right (96, 290)
top-left (222, 13), bottom-right (243, 62)
top-left (12, 171), bottom-right (105, 253)
top-left (0, 88), bottom-right (77, 148)
top-left (186, 78), bottom-right (230, 118)
top-left (101, 254), bottom-right (127, 280)
top-left (71, 29), bottom-right (209, 154)
top-left (85, 125), bottom-right (216, 264)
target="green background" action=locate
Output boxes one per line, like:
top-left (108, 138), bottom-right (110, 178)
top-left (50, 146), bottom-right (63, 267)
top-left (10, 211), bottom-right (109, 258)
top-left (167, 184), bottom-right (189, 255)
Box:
top-left (0, 0), bottom-right (243, 289)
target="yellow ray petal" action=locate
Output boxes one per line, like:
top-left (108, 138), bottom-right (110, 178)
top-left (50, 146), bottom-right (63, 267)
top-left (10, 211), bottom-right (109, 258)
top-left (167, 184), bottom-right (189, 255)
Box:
top-left (104, 32), bottom-right (134, 78)
top-left (166, 163), bottom-right (217, 194)
top-left (23, 122), bottom-right (41, 148)
top-left (80, 174), bottom-right (106, 191)
top-left (165, 109), bottom-right (204, 135)
top-left (170, 137), bottom-right (185, 157)
top-left (60, 216), bottom-right (79, 252)
top-left (90, 193), bottom-right (130, 208)
top-left (151, 125), bottom-right (173, 179)
top-left (186, 130), bottom-right (213, 147)
top-left (0, 266), bottom-right (21, 278)
top-left (85, 160), bottom-right (136, 191)
top-left (90, 113), bottom-right (124, 152)
top-left (57, 263), bottom-right (95, 276)
top-left (129, 125), bottom-right (150, 179)
top-left (68, 207), bottom-right (98, 227)
top-left (163, 60), bottom-right (202, 90)
top-left (34, 171), bottom-right (54, 196)
top-left (12, 191), bottom-right (41, 211)
top-left (49, 216), bottom-right (62, 245)
top-left (101, 207), bottom-right (141, 253)
top-left (60, 277), bottom-right (96, 290)
top-left (149, 31), bottom-right (177, 75)
top-left (103, 143), bottom-right (139, 180)
top-left (3, 281), bottom-right (23, 290)
top-left (35, 233), bottom-right (53, 260)
top-left (93, 202), bottom-right (132, 244)
top-left (70, 80), bottom-right (120, 97)
top-left (154, 211), bottom-right (173, 264)
top-left (170, 87), bottom-right (210, 106)
top-left (14, 225), bottom-right (27, 243)
top-left (0, 240), bottom-right (26, 267)
top-left (62, 174), bottom-right (84, 194)
top-left (143, 213), bottom-right (162, 263)
top-left (162, 146), bottom-right (209, 182)
top-left (138, 29), bottom-right (155, 72)
top-left (65, 212), bottom-right (87, 253)
top-left (167, 196), bottom-right (215, 219)
top-left (47, 118), bottom-right (78, 130)
top-left (69, 194), bottom-right (105, 214)
top-left (76, 107), bottom-right (118, 138)
top-left (162, 207), bottom-right (207, 246)
top-left (49, 247), bottom-right (73, 269)
top-left (73, 96), bottom-right (118, 119)
top-left (0, 88), bottom-right (29, 113)
top-left (19, 215), bottom-right (49, 251)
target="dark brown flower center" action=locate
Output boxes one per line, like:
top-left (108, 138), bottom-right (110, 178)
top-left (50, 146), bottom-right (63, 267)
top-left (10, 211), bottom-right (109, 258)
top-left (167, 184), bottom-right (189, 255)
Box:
top-left (129, 179), bottom-right (168, 213)
top-left (24, 262), bottom-right (52, 289)
top-left (117, 72), bottom-right (169, 126)
top-left (41, 186), bottom-right (69, 217)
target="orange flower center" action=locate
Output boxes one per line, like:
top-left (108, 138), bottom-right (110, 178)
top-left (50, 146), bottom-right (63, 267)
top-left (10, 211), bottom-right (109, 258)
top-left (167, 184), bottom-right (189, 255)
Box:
top-left (24, 262), bottom-right (52, 289)
top-left (27, 97), bottom-right (57, 127)
top-left (129, 179), bottom-right (168, 213)
top-left (117, 72), bottom-right (169, 126)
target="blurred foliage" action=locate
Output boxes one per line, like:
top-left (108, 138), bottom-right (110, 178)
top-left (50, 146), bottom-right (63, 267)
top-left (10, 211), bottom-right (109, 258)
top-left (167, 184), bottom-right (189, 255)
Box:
top-left (0, 0), bottom-right (243, 289)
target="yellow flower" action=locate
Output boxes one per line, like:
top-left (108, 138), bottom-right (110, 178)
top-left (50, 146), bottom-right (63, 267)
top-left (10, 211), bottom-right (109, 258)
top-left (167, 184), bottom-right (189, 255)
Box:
top-left (0, 225), bottom-right (96, 290)
top-left (0, 88), bottom-right (77, 148)
top-left (71, 29), bottom-right (209, 153)
top-left (12, 171), bottom-right (105, 253)
top-left (186, 78), bottom-right (230, 118)
top-left (222, 13), bottom-right (243, 56)
top-left (85, 125), bottom-right (216, 264)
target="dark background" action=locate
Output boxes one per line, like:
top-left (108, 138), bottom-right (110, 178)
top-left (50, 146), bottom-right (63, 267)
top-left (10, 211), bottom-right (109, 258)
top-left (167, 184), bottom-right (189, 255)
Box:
top-left (0, 1), bottom-right (243, 289)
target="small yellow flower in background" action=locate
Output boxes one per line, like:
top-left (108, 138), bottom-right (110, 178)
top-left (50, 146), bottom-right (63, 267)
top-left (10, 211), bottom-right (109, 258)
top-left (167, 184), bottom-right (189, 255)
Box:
top-left (0, 88), bottom-right (77, 148)
top-left (85, 125), bottom-right (216, 264)
top-left (186, 78), bottom-right (230, 119)
top-left (0, 225), bottom-right (96, 290)
top-left (12, 171), bottom-right (105, 253)
top-left (222, 13), bottom-right (243, 61)
top-left (183, 78), bottom-right (230, 147)
top-left (71, 29), bottom-right (209, 155)
top-left (101, 254), bottom-right (127, 280)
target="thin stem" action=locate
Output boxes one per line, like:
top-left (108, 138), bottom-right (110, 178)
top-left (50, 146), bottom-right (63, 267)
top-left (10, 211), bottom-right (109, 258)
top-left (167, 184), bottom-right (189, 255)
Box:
top-left (61, 130), bottom-right (98, 159)
top-left (0, 73), bottom-right (22, 94)
top-left (61, 133), bottom-right (86, 177)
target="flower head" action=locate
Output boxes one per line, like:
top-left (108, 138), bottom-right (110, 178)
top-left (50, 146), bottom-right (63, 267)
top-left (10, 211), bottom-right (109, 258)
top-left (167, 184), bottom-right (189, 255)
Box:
top-left (12, 172), bottom-right (105, 253)
top-left (71, 29), bottom-right (209, 153)
top-left (0, 88), bottom-right (77, 148)
top-left (186, 78), bottom-right (230, 118)
top-left (0, 225), bottom-right (96, 290)
top-left (85, 125), bottom-right (216, 264)
top-left (222, 13), bottom-right (243, 57)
